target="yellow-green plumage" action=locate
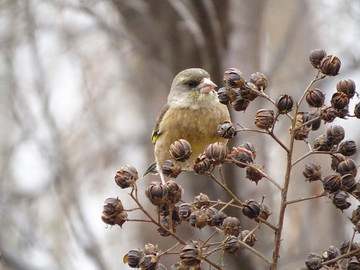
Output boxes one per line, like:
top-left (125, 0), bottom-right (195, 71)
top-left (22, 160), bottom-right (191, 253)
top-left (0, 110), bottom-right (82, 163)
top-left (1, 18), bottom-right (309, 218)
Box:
top-left (150, 68), bottom-right (231, 173)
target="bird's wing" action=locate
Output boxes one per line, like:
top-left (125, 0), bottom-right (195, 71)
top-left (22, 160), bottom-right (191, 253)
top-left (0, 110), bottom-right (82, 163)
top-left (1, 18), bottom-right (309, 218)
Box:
top-left (151, 103), bottom-right (170, 144)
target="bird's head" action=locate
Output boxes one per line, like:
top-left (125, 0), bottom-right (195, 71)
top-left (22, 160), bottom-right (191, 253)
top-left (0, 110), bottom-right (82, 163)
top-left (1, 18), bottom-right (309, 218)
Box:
top-left (167, 68), bottom-right (218, 109)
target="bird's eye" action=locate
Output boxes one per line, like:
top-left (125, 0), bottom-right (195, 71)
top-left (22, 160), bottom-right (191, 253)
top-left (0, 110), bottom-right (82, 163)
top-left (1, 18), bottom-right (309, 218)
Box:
top-left (185, 80), bottom-right (198, 87)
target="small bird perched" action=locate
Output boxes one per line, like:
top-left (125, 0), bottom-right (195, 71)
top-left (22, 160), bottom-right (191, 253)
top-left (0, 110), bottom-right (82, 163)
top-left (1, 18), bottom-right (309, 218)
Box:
top-left (146, 68), bottom-right (231, 183)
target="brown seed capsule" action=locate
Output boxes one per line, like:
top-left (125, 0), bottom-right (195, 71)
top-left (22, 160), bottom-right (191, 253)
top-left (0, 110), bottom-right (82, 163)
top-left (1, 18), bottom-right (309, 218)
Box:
top-left (205, 142), bottom-right (228, 165)
top-left (351, 206), bottom-right (360, 226)
top-left (222, 216), bottom-right (241, 236)
top-left (320, 107), bottom-right (337, 123)
top-left (276, 94), bottom-right (294, 114)
top-left (232, 94), bottom-right (250, 111)
top-left (138, 254), bottom-right (158, 270)
top-left (305, 253), bottom-right (323, 270)
top-left (228, 147), bottom-right (253, 168)
top-left (338, 159), bottom-right (357, 177)
top-left (193, 154), bottom-right (214, 175)
top-left (212, 211), bottom-right (227, 227)
top-left (339, 140), bottom-right (357, 156)
top-left (239, 142), bottom-right (256, 159)
top-left (314, 134), bottom-right (332, 151)
top-left (178, 203), bottom-right (193, 220)
top-left (189, 209), bottom-right (208, 229)
top-left (303, 163), bottom-right (322, 182)
top-left (124, 249), bottom-right (144, 268)
top-left (249, 72), bottom-right (268, 91)
top-left (320, 55), bottom-right (341, 76)
top-left (354, 103), bottom-right (360, 119)
top-left (302, 112), bottom-right (321, 131)
top-left (239, 82), bottom-right (259, 101)
top-left (337, 105), bottom-right (349, 119)
top-left (115, 165), bottom-right (139, 189)
top-left (326, 125), bottom-right (345, 145)
top-left (162, 160), bottom-right (181, 178)
top-left (337, 79), bottom-right (356, 98)
top-left (309, 49), bottom-right (327, 68)
top-left (165, 180), bottom-right (182, 204)
top-left (246, 165), bottom-right (264, 184)
top-left (256, 203), bottom-right (271, 222)
top-left (144, 243), bottom-right (158, 255)
top-left (194, 193), bottom-right (210, 209)
top-left (323, 174), bottom-right (342, 193)
top-left (218, 121), bottom-right (237, 139)
top-left (341, 174), bottom-right (357, 192)
top-left (331, 92), bottom-right (349, 110)
top-left (254, 109), bottom-right (275, 130)
top-left (169, 139), bottom-right (192, 162)
top-left (293, 112), bottom-right (310, 140)
top-left (348, 257), bottom-right (360, 270)
top-left (223, 68), bottom-right (246, 88)
top-left (101, 198), bottom-right (128, 227)
top-left (340, 240), bottom-right (359, 255)
top-left (331, 153), bottom-right (347, 171)
top-left (217, 87), bottom-right (230, 104)
top-left (204, 207), bottom-right (219, 226)
top-left (223, 235), bottom-right (240, 253)
top-left (332, 190), bottom-right (351, 210)
top-left (145, 183), bottom-right (168, 206)
top-left (322, 246), bottom-right (340, 265)
top-left (239, 230), bottom-right (257, 247)
top-left (242, 200), bottom-right (260, 219)
top-left (180, 241), bottom-right (201, 266)
top-left (306, 88), bottom-right (325, 107)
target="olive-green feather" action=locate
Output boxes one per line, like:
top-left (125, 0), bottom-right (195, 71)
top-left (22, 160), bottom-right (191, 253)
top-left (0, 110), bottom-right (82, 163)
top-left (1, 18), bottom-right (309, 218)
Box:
top-left (152, 104), bottom-right (170, 144)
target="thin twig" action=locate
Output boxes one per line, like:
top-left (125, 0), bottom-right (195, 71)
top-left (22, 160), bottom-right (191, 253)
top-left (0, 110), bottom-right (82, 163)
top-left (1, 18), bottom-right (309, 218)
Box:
top-left (286, 193), bottom-right (326, 205)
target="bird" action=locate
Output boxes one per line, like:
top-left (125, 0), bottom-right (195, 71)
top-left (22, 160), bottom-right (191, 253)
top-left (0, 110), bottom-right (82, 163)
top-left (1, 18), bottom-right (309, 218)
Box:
top-left (145, 68), bottom-right (231, 183)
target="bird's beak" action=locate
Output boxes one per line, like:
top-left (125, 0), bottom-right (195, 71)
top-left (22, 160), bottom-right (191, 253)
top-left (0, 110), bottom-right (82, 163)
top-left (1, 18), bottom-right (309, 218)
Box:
top-left (199, 78), bottom-right (217, 94)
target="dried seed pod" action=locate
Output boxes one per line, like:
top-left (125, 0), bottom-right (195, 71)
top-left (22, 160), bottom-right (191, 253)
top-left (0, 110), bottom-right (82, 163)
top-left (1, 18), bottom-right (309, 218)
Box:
top-left (180, 241), bottom-right (201, 266)
top-left (189, 210), bottom-right (208, 229)
top-left (254, 109), bottom-right (275, 130)
top-left (302, 112), bottom-right (321, 132)
top-left (331, 153), bottom-right (347, 171)
top-left (194, 193), bottom-right (210, 209)
top-left (223, 68), bottom-right (246, 88)
top-left (276, 94), bottom-right (294, 114)
top-left (320, 55), bottom-right (341, 76)
top-left (239, 230), bottom-right (257, 247)
top-left (351, 206), bottom-right (360, 226)
top-left (348, 257), bottom-right (360, 270)
top-left (205, 142), bottom-right (228, 165)
top-left (217, 87), bottom-right (230, 104)
top-left (354, 103), bottom-right (360, 119)
top-left (212, 211), bottom-right (227, 227)
top-left (322, 246), bottom-right (340, 265)
top-left (337, 105), bottom-right (349, 119)
top-left (323, 174), bottom-right (342, 193)
top-left (223, 235), bottom-right (240, 253)
top-left (178, 203), bottom-right (193, 220)
top-left (314, 134), bottom-right (332, 151)
top-left (222, 216), bottom-right (241, 236)
top-left (165, 180), bottom-right (182, 204)
top-left (193, 154), bottom-right (214, 175)
top-left (228, 147), bottom-right (254, 168)
top-left (332, 190), bottom-right (351, 210)
top-left (337, 79), bottom-right (356, 98)
top-left (338, 159), bottom-right (357, 177)
top-left (249, 72), bottom-right (268, 91)
top-left (138, 254), bottom-right (158, 270)
top-left (204, 207), bottom-right (218, 226)
top-left (115, 165), bottom-right (138, 189)
top-left (293, 112), bottom-right (310, 140)
top-left (124, 249), bottom-right (144, 268)
top-left (331, 92), bottom-right (349, 110)
top-left (242, 200), bottom-right (261, 219)
top-left (320, 107), bottom-right (337, 123)
top-left (340, 240), bottom-right (359, 255)
top-left (306, 88), bottom-right (325, 107)
top-left (305, 253), bottom-right (323, 270)
top-left (303, 163), bottom-right (322, 182)
top-left (101, 198), bottom-right (128, 227)
top-left (239, 82), bottom-right (259, 100)
top-left (169, 139), bottom-right (192, 162)
top-left (218, 121), bottom-right (237, 139)
top-left (256, 203), bottom-right (271, 222)
top-left (144, 243), bottom-right (158, 255)
top-left (326, 125), bottom-right (345, 145)
top-left (309, 49), bottom-right (327, 68)
top-left (239, 142), bottom-right (256, 159)
top-left (232, 94), bottom-right (250, 111)
top-left (246, 165), bottom-right (264, 184)
top-left (145, 183), bottom-right (168, 206)
top-left (341, 174), bottom-right (357, 192)
top-left (162, 160), bottom-right (181, 178)
top-left (339, 140), bottom-right (357, 156)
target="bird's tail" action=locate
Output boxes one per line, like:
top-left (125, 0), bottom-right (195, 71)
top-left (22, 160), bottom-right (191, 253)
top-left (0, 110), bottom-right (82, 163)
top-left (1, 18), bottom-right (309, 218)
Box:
top-left (143, 161), bottom-right (157, 176)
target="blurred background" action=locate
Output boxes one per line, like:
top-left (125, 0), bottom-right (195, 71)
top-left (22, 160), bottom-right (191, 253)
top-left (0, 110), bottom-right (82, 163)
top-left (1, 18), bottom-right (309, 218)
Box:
top-left (1, 0), bottom-right (360, 269)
